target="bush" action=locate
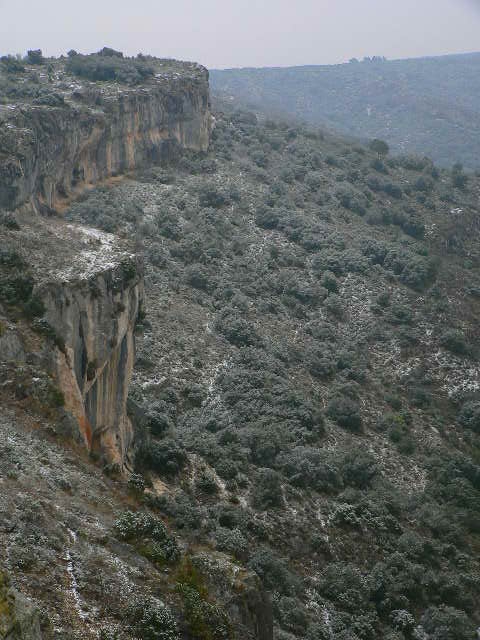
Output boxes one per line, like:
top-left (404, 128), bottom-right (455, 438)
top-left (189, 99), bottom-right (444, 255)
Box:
top-left (215, 312), bottom-right (261, 347)
top-left (185, 264), bottom-right (213, 291)
top-left (178, 585), bottom-right (231, 640)
top-left (327, 396), bottom-right (362, 432)
top-left (420, 605), bottom-right (475, 640)
top-left (0, 55), bottom-right (25, 73)
top-left (277, 447), bottom-right (342, 493)
top-left (341, 451), bottom-right (378, 489)
top-left (114, 511), bottom-right (169, 542)
top-left (370, 139), bottom-right (389, 156)
top-left (457, 401), bottom-right (480, 433)
top-left (248, 549), bottom-right (300, 595)
top-left (439, 329), bottom-right (470, 356)
top-left (26, 49), bottom-right (44, 65)
top-left (66, 51), bottom-right (154, 84)
top-left (252, 468), bottom-right (283, 509)
top-left (114, 511), bottom-right (180, 563)
top-left (198, 185), bottom-right (229, 208)
top-left (135, 439), bottom-right (187, 476)
top-left (214, 527), bottom-right (248, 559)
top-left (321, 271), bottom-right (338, 293)
top-left (0, 211), bottom-right (20, 230)
top-left (126, 597), bottom-right (179, 640)
top-left (255, 206), bottom-right (281, 229)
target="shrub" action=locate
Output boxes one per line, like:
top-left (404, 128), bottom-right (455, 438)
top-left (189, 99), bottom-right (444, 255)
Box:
top-left (0, 211), bottom-right (20, 230)
top-left (369, 139), bottom-right (389, 157)
top-left (248, 549), bottom-right (300, 596)
top-left (341, 451), bottom-right (378, 489)
top-left (66, 51), bottom-right (154, 84)
top-left (114, 511), bottom-right (169, 542)
top-left (317, 562), bottom-right (368, 612)
top-left (126, 597), bottom-right (179, 640)
top-left (185, 264), bottom-right (212, 291)
top-left (255, 206), bottom-right (281, 229)
top-left (135, 439), bottom-right (187, 476)
top-left (196, 470), bottom-right (218, 495)
top-left (327, 396), bottom-right (362, 432)
top-left (215, 312), bottom-right (261, 347)
top-left (321, 271), bottom-right (339, 293)
top-left (127, 473), bottom-right (146, 495)
top-left (274, 596), bottom-right (308, 635)
top-left (26, 49), bottom-right (44, 65)
top-left (307, 347), bottom-right (337, 379)
top-left (178, 585), bottom-right (231, 640)
top-left (114, 511), bottom-right (180, 563)
top-left (457, 401), bottom-right (480, 433)
top-left (420, 605), bottom-right (475, 640)
top-left (277, 447), bottom-right (342, 493)
top-left (198, 185), bottom-right (228, 208)
top-left (0, 55), bottom-right (25, 73)
top-left (252, 468), bottom-right (283, 509)
top-left (214, 527), bottom-right (248, 559)
top-left (439, 329), bottom-right (470, 356)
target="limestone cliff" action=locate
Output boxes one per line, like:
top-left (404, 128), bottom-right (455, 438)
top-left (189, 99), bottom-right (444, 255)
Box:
top-left (0, 63), bottom-right (211, 212)
top-left (0, 57), bottom-right (212, 467)
top-left (41, 257), bottom-right (143, 467)
top-left (0, 216), bottom-right (144, 468)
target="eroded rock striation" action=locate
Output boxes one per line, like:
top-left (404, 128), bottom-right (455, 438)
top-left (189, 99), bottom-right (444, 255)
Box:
top-left (41, 259), bottom-right (143, 467)
top-left (0, 58), bottom-right (212, 467)
top-left (0, 62), bottom-right (211, 211)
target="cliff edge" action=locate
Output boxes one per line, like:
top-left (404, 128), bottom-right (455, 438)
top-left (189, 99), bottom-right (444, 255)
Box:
top-left (0, 53), bottom-right (211, 212)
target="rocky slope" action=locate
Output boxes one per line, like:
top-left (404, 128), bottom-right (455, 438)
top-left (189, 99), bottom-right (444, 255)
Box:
top-left (0, 52), bottom-right (277, 640)
top-left (2, 51), bottom-right (480, 640)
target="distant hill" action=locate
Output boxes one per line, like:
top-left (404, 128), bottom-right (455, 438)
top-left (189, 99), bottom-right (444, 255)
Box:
top-left (210, 52), bottom-right (480, 168)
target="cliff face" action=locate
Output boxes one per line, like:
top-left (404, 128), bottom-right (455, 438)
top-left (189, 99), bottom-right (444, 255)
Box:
top-left (41, 261), bottom-right (143, 467)
top-left (0, 60), bottom-right (211, 466)
top-left (0, 69), bottom-right (211, 212)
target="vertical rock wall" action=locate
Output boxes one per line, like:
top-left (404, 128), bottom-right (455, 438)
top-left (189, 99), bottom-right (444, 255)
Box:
top-left (0, 72), bottom-right (211, 211)
top-left (41, 264), bottom-right (143, 467)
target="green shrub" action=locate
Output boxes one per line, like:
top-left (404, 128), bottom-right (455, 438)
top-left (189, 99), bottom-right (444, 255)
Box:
top-left (248, 549), bottom-right (300, 596)
top-left (185, 264), bottom-right (213, 291)
top-left (178, 585), bottom-right (232, 640)
top-left (26, 49), bottom-right (44, 65)
top-left (252, 468), bottom-right (283, 509)
top-left (214, 527), bottom-right (248, 559)
top-left (439, 329), bottom-right (470, 356)
top-left (215, 312), bottom-right (261, 347)
top-left (114, 511), bottom-right (180, 562)
top-left (126, 597), bottom-right (179, 640)
top-left (135, 439), bottom-right (187, 476)
top-left (327, 396), bottom-right (363, 432)
top-left (457, 401), bottom-right (480, 433)
top-left (66, 51), bottom-right (154, 84)
top-left (420, 605), bottom-right (475, 640)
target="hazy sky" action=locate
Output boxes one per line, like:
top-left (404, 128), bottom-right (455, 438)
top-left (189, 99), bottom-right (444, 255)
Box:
top-left (1, 0), bottom-right (479, 69)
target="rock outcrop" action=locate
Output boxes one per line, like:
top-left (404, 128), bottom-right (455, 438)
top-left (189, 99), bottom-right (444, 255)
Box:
top-left (0, 58), bottom-right (212, 467)
top-left (41, 258), bottom-right (143, 467)
top-left (0, 64), bottom-right (211, 212)
top-left (0, 572), bottom-right (42, 640)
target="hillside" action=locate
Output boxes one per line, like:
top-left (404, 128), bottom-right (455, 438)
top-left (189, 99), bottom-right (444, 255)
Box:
top-left (1, 51), bottom-right (480, 640)
top-left (210, 52), bottom-right (480, 169)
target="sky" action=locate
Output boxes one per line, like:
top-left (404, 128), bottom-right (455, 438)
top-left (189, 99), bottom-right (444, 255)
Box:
top-left (1, 0), bottom-right (480, 69)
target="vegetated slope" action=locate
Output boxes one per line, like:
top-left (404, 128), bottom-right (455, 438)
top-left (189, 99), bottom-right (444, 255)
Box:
top-left (210, 52), bottom-right (480, 169)
top-left (63, 105), bottom-right (480, 640)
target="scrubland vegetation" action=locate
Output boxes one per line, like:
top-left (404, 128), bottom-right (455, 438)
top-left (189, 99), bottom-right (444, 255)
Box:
top-left (61, 103), bottom-right (480, 639)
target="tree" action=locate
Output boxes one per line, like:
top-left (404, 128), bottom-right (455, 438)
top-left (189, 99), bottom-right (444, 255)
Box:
top-left (26, 49), bottom-right (44, 65)
top-left (370, 139), bottom-right (390, 157)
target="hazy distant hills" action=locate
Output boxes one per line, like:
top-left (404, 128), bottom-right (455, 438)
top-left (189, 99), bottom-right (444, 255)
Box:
top-left (211, 52), bottom-right (480, 168)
